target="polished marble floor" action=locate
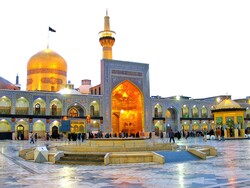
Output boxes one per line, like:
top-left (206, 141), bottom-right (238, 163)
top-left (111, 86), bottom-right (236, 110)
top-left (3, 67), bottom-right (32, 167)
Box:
top-left (0, 137), bottom-right (250, 188)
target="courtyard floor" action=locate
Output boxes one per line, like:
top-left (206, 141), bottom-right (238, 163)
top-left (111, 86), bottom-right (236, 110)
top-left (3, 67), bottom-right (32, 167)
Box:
top-left (0, 137), bottom-right (250, 188)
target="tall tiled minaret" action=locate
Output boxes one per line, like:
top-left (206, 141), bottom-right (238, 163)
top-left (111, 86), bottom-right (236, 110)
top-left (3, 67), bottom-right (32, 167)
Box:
top-left (98, 10), bottom-right (116, 59)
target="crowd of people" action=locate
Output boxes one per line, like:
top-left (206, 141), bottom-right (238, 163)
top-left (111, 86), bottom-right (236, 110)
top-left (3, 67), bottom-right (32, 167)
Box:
top-left (29, 127), bottom-right (249, 144)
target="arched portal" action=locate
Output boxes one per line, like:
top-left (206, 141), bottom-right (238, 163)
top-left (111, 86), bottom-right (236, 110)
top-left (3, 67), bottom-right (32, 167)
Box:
top-left (15, 120), bottom-right (29, 140)
top-left (67, 103), bottom-right (84, 117)
top-left (166, 106), bottom-right (178, 131)
top-left (111, 81), bottom-right (144, 136)
top-left (33, 120), bottom-right (46, 139)
top-left (52, 126), bottom-right (59, 139)
top-left (17, 125), bottom-right (24, 140)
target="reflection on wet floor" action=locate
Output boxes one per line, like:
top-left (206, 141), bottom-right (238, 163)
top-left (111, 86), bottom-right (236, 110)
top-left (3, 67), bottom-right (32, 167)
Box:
top-left (0, 138), bottom-right (250, 188)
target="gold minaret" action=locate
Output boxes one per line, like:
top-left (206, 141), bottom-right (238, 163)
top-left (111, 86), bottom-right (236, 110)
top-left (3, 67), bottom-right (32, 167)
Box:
top-left (99, 10), bottom-right (116, 59)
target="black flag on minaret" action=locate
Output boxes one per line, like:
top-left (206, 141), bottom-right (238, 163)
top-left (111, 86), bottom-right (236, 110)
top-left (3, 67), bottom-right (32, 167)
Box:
top-left (49, 27), bottom-right (56, 32)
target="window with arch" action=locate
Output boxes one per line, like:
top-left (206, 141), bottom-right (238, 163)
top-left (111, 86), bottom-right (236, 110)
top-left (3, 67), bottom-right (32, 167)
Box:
top-left (51, 104), bottom-right (57, 116)
top-left (90, 101), bottom-right (100, 116)
top-left (90, 105), bottom-right (94, 116)
top-left (33, 98), bottom-right (46, 115)
top-left (16, 97), bottom-right (29, 115)
top-left (182, 105), bottom-right (189, 118)
top-left (192, 105), bottom-right (199, 118)
top-left (154, 103), bottom-right (162, 117)
top-left (201, 106), bottom-right (208, 118)
top-left (0, 96), bottom-right (11, 114)
top-left (50, 99), bottom-right (62, 116)
top-left (34, 103), bottom-right (41, 115)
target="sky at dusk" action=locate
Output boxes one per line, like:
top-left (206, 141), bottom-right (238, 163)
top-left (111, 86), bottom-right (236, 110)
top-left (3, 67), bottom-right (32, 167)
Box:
top-left (0, 0), bottom-right (250, 99)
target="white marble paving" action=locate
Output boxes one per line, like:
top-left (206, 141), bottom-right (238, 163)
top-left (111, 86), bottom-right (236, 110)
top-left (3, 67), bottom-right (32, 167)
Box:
top-left (0, 138), bottom-right (250, 187)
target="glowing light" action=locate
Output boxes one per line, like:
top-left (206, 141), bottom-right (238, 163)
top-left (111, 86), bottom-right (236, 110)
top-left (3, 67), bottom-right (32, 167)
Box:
top-left (176, 95), bottom-right (180, 100)
top-left (59, 88), bottom-right (71, 94)
top-left (177, 163), bottom-right (185, 188)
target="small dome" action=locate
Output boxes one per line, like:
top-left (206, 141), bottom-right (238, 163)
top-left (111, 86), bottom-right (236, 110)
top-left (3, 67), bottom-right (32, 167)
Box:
top-left (27, 48), bottom-right (67, 92)
top-left (216, 99), bottom-right (242, 110)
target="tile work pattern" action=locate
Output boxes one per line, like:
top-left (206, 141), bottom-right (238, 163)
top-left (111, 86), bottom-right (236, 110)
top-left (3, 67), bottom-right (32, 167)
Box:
top-left (0, 137), bottom-right (249, 188)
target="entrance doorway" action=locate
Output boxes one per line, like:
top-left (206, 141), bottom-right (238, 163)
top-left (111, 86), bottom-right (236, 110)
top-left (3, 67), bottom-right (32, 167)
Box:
top-left (52, 126), bottom-right (59, 139)
top-left (111, 81), bottom-right (144, 137)
top-left (17, 125), bottom-right (24, 140)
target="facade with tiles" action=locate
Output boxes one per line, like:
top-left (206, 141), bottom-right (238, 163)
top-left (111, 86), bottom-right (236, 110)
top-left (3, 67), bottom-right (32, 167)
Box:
top-left (0, 13), bottom-right (250, 140)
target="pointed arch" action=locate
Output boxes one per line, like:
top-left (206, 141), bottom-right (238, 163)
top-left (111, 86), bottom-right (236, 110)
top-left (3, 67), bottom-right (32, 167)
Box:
top-left (0, 96), bottom-right (11, 114)
top-left (0, 119), bottom-right (11, 132)
top-left (154, 103), bottom-right (163, 117)
top-left (192, 105), bottom-right (199, 118)
top-left (16, 97), bottom-right (29, 115)
top-left (50, 98), bottom-right (62, 116)
top-left (201, 106), bottom-right (208, 118)
top-left (182, 104), bottom-right (189, 118)
top-left (111, 80), bottom-right (144, 136)
top-left (15, 119), bottom-right (29, 140)
top-left (33, 120), bottom-right (46, 138)
top-left (67, 103), bottom-right (85, 117)
top-left (166, 106), bottom-right (178, 130)
top-left (33, 98), bottom-right (46, 115)
top-left (90, 100), bottom-right (100, 116)
top-left (49, 120), bottom-right (61, 139)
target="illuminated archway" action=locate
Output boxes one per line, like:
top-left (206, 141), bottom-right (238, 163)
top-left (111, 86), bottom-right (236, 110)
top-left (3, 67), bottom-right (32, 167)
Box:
top-left (16, 97), bottom-right (29, 115)
top-left (166, 106), bottom-right (178, 130)
top-left (33, 120), bottom-right (46, 138)
top-left (182, 105), bottom-right (189, 118)
top-left (15, 119), bottom-right (29, 140)
top-left (50, 98), bottom-right (62, 116)
top-left (111, 81), bottom-right (143, 136)
top-left (33, 98), bottom-right (46, 115)
top-left (67, 103), bottom-right (85, 117)
top-left (0, 96), bottom-right (11, 114)
top-left (90, 100), bottom-right (100, 116)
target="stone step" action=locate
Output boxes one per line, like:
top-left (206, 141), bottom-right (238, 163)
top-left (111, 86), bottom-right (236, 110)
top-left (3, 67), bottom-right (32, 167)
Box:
top-left (56, 153), bottom-right (106, 165)
top-left (55, 160), bottom-right (104, 165)
top-left (60, 156), bottom-right (104, 162)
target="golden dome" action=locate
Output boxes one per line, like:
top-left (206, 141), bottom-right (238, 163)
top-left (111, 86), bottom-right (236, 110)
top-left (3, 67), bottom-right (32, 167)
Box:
top-left (27, 48), bottom-right (67, 92)
top-left (216, 99), bottom-right (242, 110)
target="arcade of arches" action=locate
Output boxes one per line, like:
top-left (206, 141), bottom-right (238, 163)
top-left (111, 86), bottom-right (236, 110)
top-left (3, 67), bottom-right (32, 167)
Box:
top-left (111, 81), bottom-right (144, 136)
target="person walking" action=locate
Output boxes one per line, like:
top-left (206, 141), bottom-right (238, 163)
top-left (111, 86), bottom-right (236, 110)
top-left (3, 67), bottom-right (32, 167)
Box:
top-left (169, 129), bottom-right (175, 143)
top-left (30, 133), bottom-right (34, 144)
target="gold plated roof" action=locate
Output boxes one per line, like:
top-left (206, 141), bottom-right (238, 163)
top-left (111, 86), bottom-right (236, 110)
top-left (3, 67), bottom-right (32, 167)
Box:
top-left (26, 48), bottom-right (67, 92)
top-left (27, 48), bottom-right (67, 71)
top-left (216, 99), bottom-right (242, 110)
